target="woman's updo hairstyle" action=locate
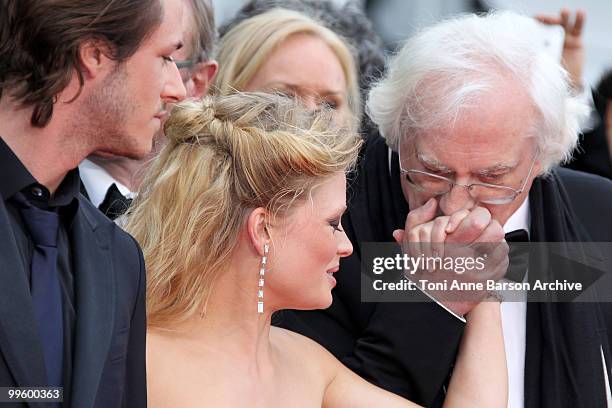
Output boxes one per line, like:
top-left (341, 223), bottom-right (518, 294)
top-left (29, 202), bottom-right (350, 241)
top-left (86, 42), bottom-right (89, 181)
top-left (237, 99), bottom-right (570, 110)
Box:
top-left (126, 92), bottom-right (361, 328)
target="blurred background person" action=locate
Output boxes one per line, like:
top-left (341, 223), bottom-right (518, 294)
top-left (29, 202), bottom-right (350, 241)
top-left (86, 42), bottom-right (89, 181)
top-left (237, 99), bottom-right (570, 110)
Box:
top-left (213, 0), bottom-right (612, 89)
top-left (565, 68), bottom-right (612, 179)
top-left (126, 92), bottom-right (508, 408)
top-left (79, 0), bottom-right (218, 220)
top-left (220, 0), bottom-right (386, 138)
top-left (536, 8), bottom-right (612, 180)
top-left (211, 8), bottom-right (360, 128)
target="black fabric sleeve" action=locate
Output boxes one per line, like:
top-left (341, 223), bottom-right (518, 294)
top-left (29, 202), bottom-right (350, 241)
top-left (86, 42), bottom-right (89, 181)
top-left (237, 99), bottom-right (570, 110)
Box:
top-left (122, 239), bottom-right (147, 408)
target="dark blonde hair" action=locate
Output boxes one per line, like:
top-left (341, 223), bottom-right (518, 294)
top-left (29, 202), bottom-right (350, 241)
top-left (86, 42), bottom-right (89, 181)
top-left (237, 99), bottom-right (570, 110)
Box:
top-left (126, 92), bottom-right (362, 328)
top-left (213, 9), bottom-right (361, 122)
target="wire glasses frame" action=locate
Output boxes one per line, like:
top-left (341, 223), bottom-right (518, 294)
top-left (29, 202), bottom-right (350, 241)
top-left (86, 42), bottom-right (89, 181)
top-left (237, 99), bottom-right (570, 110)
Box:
top-left (175, 60), bottom-right (197, 70)
top-left (398, 142), bottom-right (540, 205)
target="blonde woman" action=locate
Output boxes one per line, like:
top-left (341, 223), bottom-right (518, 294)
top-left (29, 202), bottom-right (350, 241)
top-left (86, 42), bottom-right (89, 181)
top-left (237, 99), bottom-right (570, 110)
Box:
top-left (212, 9), bottom-right (360, 125)
top-left (126, 92), bottom-right (507, 407)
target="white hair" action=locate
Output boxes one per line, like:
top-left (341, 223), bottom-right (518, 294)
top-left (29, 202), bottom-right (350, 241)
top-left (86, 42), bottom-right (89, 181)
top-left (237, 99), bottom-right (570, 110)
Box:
top-left (366, 11), bottom-right (589, 173)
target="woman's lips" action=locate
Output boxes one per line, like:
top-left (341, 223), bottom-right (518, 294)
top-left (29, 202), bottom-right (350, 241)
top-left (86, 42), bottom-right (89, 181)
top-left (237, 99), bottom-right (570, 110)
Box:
top-left (326, 266), bottom-right (339, 286)
top-left (326, 265), bottom-right (339, 274)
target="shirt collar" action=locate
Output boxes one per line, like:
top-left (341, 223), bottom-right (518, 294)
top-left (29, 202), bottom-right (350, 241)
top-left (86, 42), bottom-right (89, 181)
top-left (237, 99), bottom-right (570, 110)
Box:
top-left (0, 136), bottom-right (80, 207)
top-left (503, 197), bottom-right (530, 235)
top-left (79, 159), bottom-right (133, 208)
top-left (47, 168), bottom-right (81, 208)
top-left (0, 136), bottom-right (37, 200)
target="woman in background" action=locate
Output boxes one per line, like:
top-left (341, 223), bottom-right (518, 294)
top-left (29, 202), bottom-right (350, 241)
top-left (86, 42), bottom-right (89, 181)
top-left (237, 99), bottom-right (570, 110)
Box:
top-left (219, 0), bottom-right (386, 139)
top-left (212, 8), bottom-right (360, 126)
top-left (126, 92), bottom-right (507, 407)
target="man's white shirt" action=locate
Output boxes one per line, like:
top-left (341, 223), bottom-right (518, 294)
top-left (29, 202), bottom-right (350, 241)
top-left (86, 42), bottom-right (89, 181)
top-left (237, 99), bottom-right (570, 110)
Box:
top-left (501, 199), bottom-right (529, 408)
top-left (79, 159), bottom-right (134, 208)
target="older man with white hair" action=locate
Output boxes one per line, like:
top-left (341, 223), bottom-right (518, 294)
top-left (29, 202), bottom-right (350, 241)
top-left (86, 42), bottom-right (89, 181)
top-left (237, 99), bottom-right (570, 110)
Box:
top-left (280, 11), bottom-right (612, 408)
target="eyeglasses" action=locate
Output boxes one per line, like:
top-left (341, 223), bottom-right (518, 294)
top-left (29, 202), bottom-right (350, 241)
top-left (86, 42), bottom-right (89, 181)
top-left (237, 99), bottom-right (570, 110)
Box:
top-left (398, 143), bottom-right (539, 205)
top-left (175, 60), bottom-right (196, 70)
top-left (174, 59), bottom-right (198, 83)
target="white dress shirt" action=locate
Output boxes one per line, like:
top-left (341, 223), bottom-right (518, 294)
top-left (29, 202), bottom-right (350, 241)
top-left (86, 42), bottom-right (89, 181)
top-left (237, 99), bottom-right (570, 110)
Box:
top-left (501, 199), bottom-right (530, 408)
top-left (79, 159), bottom-right (134, 208)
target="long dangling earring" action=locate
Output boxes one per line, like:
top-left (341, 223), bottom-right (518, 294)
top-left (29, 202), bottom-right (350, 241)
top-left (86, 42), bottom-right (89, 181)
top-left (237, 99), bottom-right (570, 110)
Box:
top-left (257, 243), bottom-right (269, 313)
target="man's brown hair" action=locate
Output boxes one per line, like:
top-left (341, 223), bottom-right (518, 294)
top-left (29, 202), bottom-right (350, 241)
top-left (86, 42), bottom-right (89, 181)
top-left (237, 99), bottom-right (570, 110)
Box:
top-left (0, 0), bottom-right (163, 127)
top-left (186, 0), bottom-right (216, 63)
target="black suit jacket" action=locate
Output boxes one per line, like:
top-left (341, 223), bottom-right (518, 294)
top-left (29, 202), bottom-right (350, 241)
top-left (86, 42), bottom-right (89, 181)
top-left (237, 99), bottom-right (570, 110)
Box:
top-left (277, 135), bottom-right (612, 407)
top-left (0, 193), bottom-right (147, 407)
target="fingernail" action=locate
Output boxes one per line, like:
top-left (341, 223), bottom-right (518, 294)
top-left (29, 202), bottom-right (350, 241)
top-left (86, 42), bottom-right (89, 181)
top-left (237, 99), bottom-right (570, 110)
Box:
top-left (445, 222), bottom-right (454, 233)
top-left (426, 198), bottom-right (435, 208)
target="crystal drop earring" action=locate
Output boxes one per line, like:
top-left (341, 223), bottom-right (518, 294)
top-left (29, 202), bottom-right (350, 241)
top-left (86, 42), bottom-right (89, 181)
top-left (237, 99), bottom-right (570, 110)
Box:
top-left (257, 243), bottom-right (269, 313)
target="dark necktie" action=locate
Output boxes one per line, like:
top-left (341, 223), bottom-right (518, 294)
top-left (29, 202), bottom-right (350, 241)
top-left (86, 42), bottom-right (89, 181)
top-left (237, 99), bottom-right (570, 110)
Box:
top-left (504, 229), bottom-right (530, 283)
top-left (11, 192), bottom-right (64, 387)
top-left (98, 183), bottom-right (132, 220)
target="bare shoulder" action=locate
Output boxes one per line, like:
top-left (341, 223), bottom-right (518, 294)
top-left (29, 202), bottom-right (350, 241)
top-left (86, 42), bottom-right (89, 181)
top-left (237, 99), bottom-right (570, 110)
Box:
top-left (146, 329), bottom-right (171, 367)
top-left (146, 329), bottom-right (181, 365)
top-left (146, 330), bottom-right (214, 408)
top-left (146, 330), bottom-right (191, 383)
top-left (272, 326), bottom-right (335, 356)
top-left (146, 330), bottom-right (181, 408)
top-left (271, 326), bottom-right (343, 379)
top-left (271, 328), bottom-right (416, 407)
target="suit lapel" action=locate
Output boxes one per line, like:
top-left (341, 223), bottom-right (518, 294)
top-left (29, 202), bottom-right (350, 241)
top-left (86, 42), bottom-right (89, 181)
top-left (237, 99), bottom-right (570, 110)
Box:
top-left (70, 202), bottom-right (115, 408)
top-left (0, 201), bottom-right (48, 400)
top-left (348, 137), bottom-right (408, 249)
top-left (524, 174), bottom-right (609, 407)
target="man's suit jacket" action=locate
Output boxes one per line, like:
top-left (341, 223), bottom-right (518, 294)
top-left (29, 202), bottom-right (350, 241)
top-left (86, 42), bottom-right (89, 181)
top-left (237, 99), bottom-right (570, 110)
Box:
top-left (0, 193), bottom-right (147, 407)
top-left (277, 135), bottom-right (612, 407)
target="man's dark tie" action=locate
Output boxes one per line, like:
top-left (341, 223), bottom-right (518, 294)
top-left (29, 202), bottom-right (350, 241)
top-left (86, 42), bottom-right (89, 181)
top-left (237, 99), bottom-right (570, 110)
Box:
top-left (505, 229), bottom-right (529, 243)
top-left (505, 229), bottom-right (530, 283)
top-left (12, 192), bottom-right (64, 387)
top-left (98, 183), bottom-right (132, 220)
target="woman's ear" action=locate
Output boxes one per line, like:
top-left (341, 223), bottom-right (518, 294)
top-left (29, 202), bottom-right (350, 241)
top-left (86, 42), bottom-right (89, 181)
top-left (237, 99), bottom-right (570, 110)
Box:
top-left (246, 207), bottom-right (270, 256)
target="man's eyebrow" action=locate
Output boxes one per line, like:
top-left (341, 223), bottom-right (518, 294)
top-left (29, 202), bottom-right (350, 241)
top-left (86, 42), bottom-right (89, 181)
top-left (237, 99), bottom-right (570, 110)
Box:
top-left (416, 152), bottom-right (517, 175)
top-left (473, 163), bottom-right (516, 176)
top-left (416, 153), bottom-right (452, 172)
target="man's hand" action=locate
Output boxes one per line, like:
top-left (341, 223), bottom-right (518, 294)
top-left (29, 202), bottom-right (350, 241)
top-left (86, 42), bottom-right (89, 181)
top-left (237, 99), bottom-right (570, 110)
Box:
top-left (535, 9), bottom-right (586, 92)
top-left (393, 199), bottom-right (508, 316)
